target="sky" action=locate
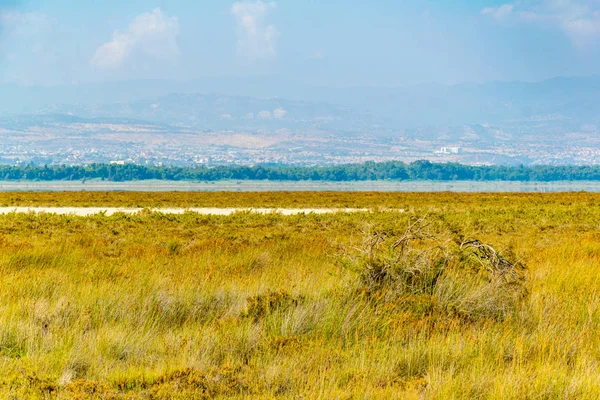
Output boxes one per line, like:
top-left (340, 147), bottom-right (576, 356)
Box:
top-left (0, 0), bottom-right (599, 87)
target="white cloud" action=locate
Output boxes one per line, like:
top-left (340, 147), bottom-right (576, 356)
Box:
top-left (0, 11), bottom-right (48, 36)
top-left (91, 8), bottom-right (179, 70)
top-left (273, 107), bottom-right (286, 119)
top-left (552, 1), bottom-right (600, 48)
top-left (481, 4), bottom-right (514, 19)
top-left (563, 16), bottom-right (600, 45)
top-left (231, 1), bottom-right (277, 62)
top-left (481, 1), bottom-right (600, 48)
top-left (256, 108), bottom-right (285, 119)
top-left (257, 110), bottom-right (272, 119)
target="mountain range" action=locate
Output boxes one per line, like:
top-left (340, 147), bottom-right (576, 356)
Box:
top-left (1, 75), bottom-right (598, 131)
top-left (0, 75), bottom-right (598, 166)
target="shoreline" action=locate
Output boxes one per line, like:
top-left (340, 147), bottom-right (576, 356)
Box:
top-left (0, 179), bottom-right (599, 192)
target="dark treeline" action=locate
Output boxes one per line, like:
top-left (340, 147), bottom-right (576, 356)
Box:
top-left (3, 161), bottom-right (600, 182)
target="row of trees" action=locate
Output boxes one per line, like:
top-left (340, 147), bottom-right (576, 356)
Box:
top-left (3, 161), bottom-right (600, 182)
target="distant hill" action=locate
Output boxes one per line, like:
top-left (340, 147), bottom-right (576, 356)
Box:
top-left (32, 93), bottom-right (378, 132)
top-left (1, 75), bottom-right (598, 130)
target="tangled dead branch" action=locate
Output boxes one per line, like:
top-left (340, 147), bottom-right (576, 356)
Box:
top-left (345, 216), bottom-right (528, 320)
top-left (357, 216), bottom-right (453, 297)
top-left (460, 240), bottom-right (525, 282)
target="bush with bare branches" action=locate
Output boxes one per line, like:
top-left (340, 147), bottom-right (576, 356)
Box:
top-left (344, 216), bottom-right (528, 320)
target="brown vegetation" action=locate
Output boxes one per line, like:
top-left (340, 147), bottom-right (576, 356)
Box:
top-left (0, 192), bottom-right (598, 398)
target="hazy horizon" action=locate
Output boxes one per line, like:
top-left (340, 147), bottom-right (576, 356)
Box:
top-left (4, 73), bottom-right (600, 90)
top-left (1, 1), bottom-right (599, 168)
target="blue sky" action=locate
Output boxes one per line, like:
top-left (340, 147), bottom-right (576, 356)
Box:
top-left (0, 0), bottom-right (599, 86)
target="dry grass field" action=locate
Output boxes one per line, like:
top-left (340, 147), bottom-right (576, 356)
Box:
top-left (0, 192), bottom-right (600, 398)
top-left (0, 190), bottom-right (596, 209)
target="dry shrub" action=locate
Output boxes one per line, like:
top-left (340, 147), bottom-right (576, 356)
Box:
top-left (59, 367), bottom-right (251, 399)
top-left (436, 240), bottom-right (527, 321)
top-left (242, 291), bottom-right (304, 322)
top-left (0, 372), bottom-right (58, 398)
top-left (64, 379), bottom-right (116, 398)
top-left (147, 369), bottom-right (212, 399)
top-left (115, 367), bottom-right (249, 399)
top-left (347, 217), bottom-right (528, 320)
top-left (349, 217), bottom-right (453, 299)
top-left (268, 335), bottom-right (304, 353)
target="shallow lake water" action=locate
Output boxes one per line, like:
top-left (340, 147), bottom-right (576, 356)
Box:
top-left (0, 180), bottom-right (599, 192)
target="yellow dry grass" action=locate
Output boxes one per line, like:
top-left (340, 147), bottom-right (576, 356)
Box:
top-left (0, 192), bottom-right (598, 398)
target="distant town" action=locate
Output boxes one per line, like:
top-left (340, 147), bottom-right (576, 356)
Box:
top-left (1, 77), bottom-right (598, 167)
top-left (1, 120), bottom-right (599, 168)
